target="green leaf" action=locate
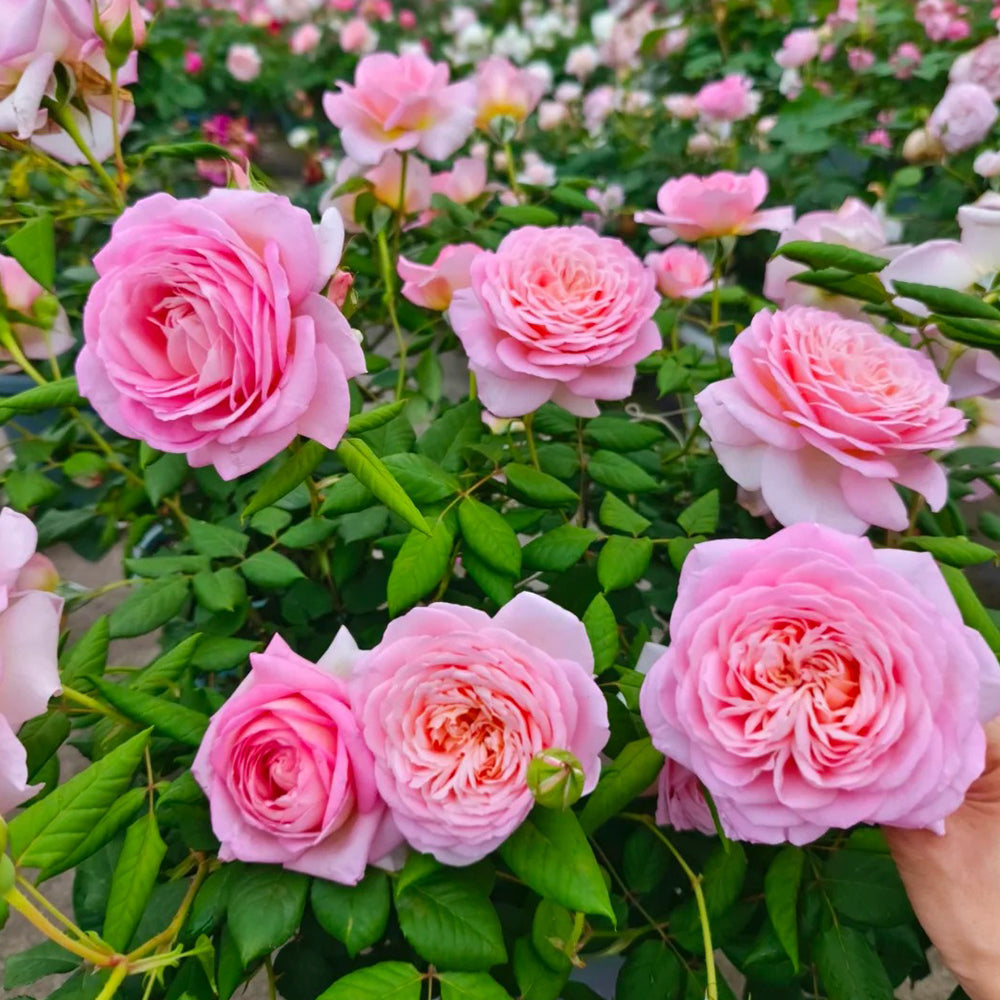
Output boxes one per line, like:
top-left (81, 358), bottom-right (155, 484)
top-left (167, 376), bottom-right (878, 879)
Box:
top-left (109, 577), bottom-right (189, 639)
top-left (5, 469), bottom-right (59, 510)
top-left (102, 812), bottom-right (167, 951)
top-left (317, 962), bottom-right (423, 1000)
top-left (775, 240), bottom-right (889, 274)
top-left (499, 807), bottom-right (613, 919)
top-left (124, 555), bottom-right (209, 579)
top-left (60, 616), bottom-right (109, 687)
top-left (278, 517), bottom-right (337, 548)
top-left (824, 849), bottom-right (912, 928)
top-left (939, 563), bottom-right (1000, 658)
top-left (522, 525), bottom-right (597, 572)
top-left (598, 493), bottom-right (651, 535)
top-left (191, 636), bottom-right (260, 673)
top-left (458, 497), bottom-right (521, 576)
top-left (0, 377), bottom-right (84, 423)
top-left (513, 937), bottom-right (567, 1000)
top-left (227, 866), bottom-right (308, 965)
top-left (548, 185), bottom-right (599, 212)
top-left (192, 567), bottom-right (246, 612)
top-left (933, 315), bottom-right (1000, 349)
top-left (462, 549), bottom-right (516, 606)
top-left (239, 550), bottom-right (305, 589)
top-left (395, 867), bottom-right (507, 971)
top-left (585, 417), bottom-right (663, 451)
top-left (892, 280), bottom-right (1000, 320)
top-left (347, 400), bottom-right (408, 434)
top-left (4, 942), bottom-right (79, 989)
top-left (439, 972), bottom-right (513, 1000)
top-left (496, 205), bottom-right (559, 226)
top-left (597, 536), bottom-right (653, 592)
top-left (387, 519), bottom-right (455, 615)
top-left (579, 738), bottom-right (664, 834)
top-left (242, 441), bottom-right (326, 519)
top-left (900, 535), bottom-right (996, 567)
top-left (187, 519), bottom-right (249, 559)
top-left (92, 679), bottom-right (208, 746)
top-left (582, 593), bottom-right (618, 674)
top-left (383, 453), bottom-right (462, 503)
top-left (321, 475), bottom-right (375, 515)
top-left (531, 900), bottom-right (574, 973)
top-left (677, 490), bottom-right (720, 536)
top-left (418, 401), bottom-right (484, 471)
top-left (616, 941), bottom-right (683, 1000)
top-left (791, 269), bottom-right (888, 303)
top-left (587, 452), bottom-right (659, 493)
top-left (311, 871), bottom-right (390, 958)
top-left (504, 463), bottom-right (578, 508)
top-left (8, 730), bottom-right (150, 877)
top-left (4, 213), bottom-right (55, 288)
top-left (336, 438), bottom-right (430, 535)
top-left (144, 453), bottom-right (188, 506)
top-left (20, 712), bottom-right (70, 785)
top-left (814, 925), bottom-right (894, 1000)
top-left (764, 846), bottom-right (804, 972)
top-left (132, 633), bottom-right (202, 692)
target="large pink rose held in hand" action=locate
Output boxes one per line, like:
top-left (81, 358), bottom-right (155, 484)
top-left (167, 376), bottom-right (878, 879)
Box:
top-left (696, 306), bottom-right (965, 533)
top-left (640, 524), bottom-right (1000, 845)
top-left (448, 226), bottom-right (660, 417)
top-left (77, 190), bottom-right (365, 480)
top-left (192, 633), bottom-right (402, 884)
top-left (351, 594), bottom-right (609, 865)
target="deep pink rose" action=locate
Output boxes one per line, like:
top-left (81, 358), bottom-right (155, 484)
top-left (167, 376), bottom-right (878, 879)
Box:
top-left (323, 51), bottom-right (475, 165)
top-left (696, 306), bottom-right (965, 533)
top-left (351, 596), bottom-right (609, 865)
top-left (0, 508), bottom-right (63, 814)
top-left (635, 169), bottom-right (793, 244)
top-left (0, 254), bottom-right (74, 358)
top-left (398, 243), bottom-right (482, 311)
top-left (448, 225), bottom-right (659, 417)
top-left (656, 759), bottom-right (717, 836)
top-left (641, 524), bottom-right (1000, 844)
top-left (474, 55), bottom-right (546, 129)
top-left (645, 246), bottom-right (713, 300)
top-left (77, 190), bottom-right (365, 480)
top-left (927, 82), bottom-right (998, 154)
top-left (694, 73), bottom-right (758, 122)
top-left (192, 633), bottom-right (402, 884)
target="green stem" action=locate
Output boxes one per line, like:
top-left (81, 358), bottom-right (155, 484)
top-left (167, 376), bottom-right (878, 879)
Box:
top-left (709, 248), bottom-right (723, 375)
top-left (43, 101), bottom-right (123, 209)
top-left (523, 412), bottom-right (540, 469)
top-left (375, 228), bottom-right (407, 399)
top-left (109, 67), bottom-right (127, 196)
top-left (503, 140), bottom-right (522, 199)
top-left (126, 855), bottom-right (210, 962)
top-left (0, 319), bottom-right (47, 385)
top-left (3, 889), bottom-right (117, 966)
top-left (61, 685), bottom-right (132, 726)
top-left (94, 961), bottom-right (129, 1000)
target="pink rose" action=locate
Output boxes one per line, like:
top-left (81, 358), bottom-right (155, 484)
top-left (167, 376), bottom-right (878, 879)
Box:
top-left (846, 47), bottom-right (875, 72)
top-left (951, 38), bottom-right (1000, 100)
top-left (0, 508), bottom-right (63, 814)
top-left (890, 42), bottom-right (922, 80)
top-left (774, 28), bottom-right (819, 70)
top-left (338, 17), bottom-right (376, 54)
top-left (0, 254), bottom-right (74, 358)
top-left (76, 190), bottom-right (365, 480)
top-left (225, 42), bottom-right (261, 82)
top-left (663, 93), bottom-right (699, 120)
top-left (474, 55), bottom-right (546, 129)
top-left (323, 51), bottom-right (475, 165)
top-left (96, 0), bottom-right (146, 47)
top-left (448, 225), bottom-right (660, 417)
top-left (656, 759), bottom-right (716, 836)
top-left (367, 151), bottom-right (432, 214)
top-left (398, 243), bottom-right (482, 311)
top-left (915, 0), bottom-right (968, 41)
top-left (694, 73), bottom-right (759, 123)
top-left (432, 156), bottom-right (486, 204)
top-left (645, 246), bottom-right (713, 300)
top-left (927, 82), bottom-right (998, 154)
top-left (639, 523), bottom-right (1000, 844)
top-left (696, 306), bottom-right (965, 533)
top-left (193, 633), bottom-right (402, 883)
top-left (351, 596), bottom-right (609, 865)
top-left (290, 22), bottom-right (321, 54)
top-left (183, 49), bottom-right (203, 73)
top-left (635, 169), bottom-right (793, 244)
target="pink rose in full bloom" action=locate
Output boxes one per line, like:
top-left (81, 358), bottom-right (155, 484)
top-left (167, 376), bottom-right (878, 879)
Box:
top-left (76, 190), bottom-right (365, 480)
top-left (351, 596), bottom-right (609, 865)
top-left (639, 523), bottom-right (1000, 844)
top-left (928, 82), bottom-right (998, 154)
top-left (696, 306), bottom-right (965, 533)
top-left (656, 759), bottom-right (716, 836)
top-left (645, 246), bottom-right (713, 300)
top-left (0, 508), bottom-right (63, 814)
top-left (225, 42), bottom-right (261, 81)
top-left (915, 0), bottom-right (969, 41)
top-left (432, 156), bottom-right (487, 204)
top-left (322, 51), bottom-right (475, 165)
top-left (775, 28), bottom-right (819, 69)
top-left (398, 244), bottom-right (482, 310)
top-left (635, 169), bottom-right (793, 244)
top-left (338, 17), bottom-right (377, 54)
top-left (192, 633), bottom-right (402, 883)
top-left (950, 37), bottom-right (1000, 100)
top-left (474, 55), bottom-right (546, 130)
top-left (448, 226), bottom-right (660, 417)
top-left (0, 254), bottom-right (74, 358)
top-left (694, 74), bottom-right (759, 123)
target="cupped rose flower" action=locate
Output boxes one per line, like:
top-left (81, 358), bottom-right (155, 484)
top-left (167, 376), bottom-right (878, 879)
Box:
top-left (351, 595), bottom-right (609, 865)
top-left (474, 55), bottom-right (545, 129)
top-left (322, 51), bottom-right (475, 166)
top-left (192, 633), bottom-right (402, 883)
top-left (225, 42), bottom-right (261, 82)
top-left (448, 225), bottom-right (660, 417)
top-left (951, 38), bottom-right (1000, 99)
top-left (76, 190), bottom-right (365, 480)
top-left (927, 82), bottom-right (998, 154)
top-left (398, 243), bottom-right (482, 310)
top-left (656, 759), bottom-right (717, 836)
top-left (639, 524), bottom-right (1000, 844)
top-left (696, 306), bottom-right (966, 533)
top-left (694, 73), bottom-right (759, 123)
top-left (432, 156), bottom-right (486, 204)
top-left (367, 151), bottom-right (432, 214)
top-left (0, 254), bottom-right (74, 358)
top-left (645, 246), bottom-right (713, 300)
top-left (775, 28), bottom-right (819, 69)
top-left (636, 169), bottom-right (793, 245)
top-left (0, 508), bottom-right (63, 814)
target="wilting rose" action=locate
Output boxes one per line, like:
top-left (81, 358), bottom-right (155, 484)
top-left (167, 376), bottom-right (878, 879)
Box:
top-left (398, 244), bottom-right (482, 310)
top-left (0, 254), bottom-right (74, 358)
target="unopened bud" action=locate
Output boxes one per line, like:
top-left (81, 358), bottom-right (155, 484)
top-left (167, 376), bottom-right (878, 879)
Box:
top-left (15, 553), bottom-right (60, 592)
top-left (902, 127), bottom-right (944, 164)
top-left (527, 749), bottom-right (585, 810)
top-left (31, 293), bottom-right (60, 330)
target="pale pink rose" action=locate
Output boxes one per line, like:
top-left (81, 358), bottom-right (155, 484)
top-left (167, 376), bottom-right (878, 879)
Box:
top-left (226, 42), bottom-right (261, 81)
top-left (974, 148), bottom-right (1000, 176)
top-left (694, 73), bottom-right (759, 123)
top-left (183, 49), bottom-right (203, 73)
top-left (663, 93), bottom-right (699, 120)
top-left (431, 156), bottom-right (486, 204)
top-left (827, 0), bottom-right (857, 25)
top-left (0, 254), bottom-right (74, 358)
top-left (338, 16), bottom-right (377, 53)
top-left (635, 169), bottom-right (793, 244)
top-left (536, 99), bottom-right (568, 131)
top-left (565, 43), bottom-right (599, 80)
top-left (351, 596), bottom-right (609, 865)
top-left (950, 38), bottom-right (1000, 100)
top-left (846, 47), bottom-right (875, 72)
top-left (474, 55), bottom-right (545, 129)
top-left (0, 508), bottom-right (63, 814)
top-left (96, 0), bottom-right (146, 47)
top-left (583, 84), bottom-right (616, 135)
top-left (764, 197), bottom-right (893, 319)
top-left (367, 151), bottom-right (432, 214)
top-left (448, 226), bottom-right (660, 417)
top-left (323, 51), bottom-right (475, 165)
top-left (193, 633), bottom-right (402, 884)
top-left (686, 132), bottom-right (719, 157)
top-left (915, 0), bottom-right (968, 41)
top-left (290, 23), bottom-right (321, 54)
top-left (639, 523), bottom-right (1000, 844)
top-left (775, 28), bottom-right (819, 69)
top-left (398, 244), bottom-right (482, 311)
top-left (77, 191), bottom-right (365, 480)
top-left (645, 246), bottom-right (713, 300)
top-left (928, 82), bottom-right (999, 154)
top-left (656, 760), bottom-right (716, 836)
top-left (890, 42), bottom-right (922, 80)
top-left (517, 151), bottom-right (556, 188)
top-left (696, 306), bottom-right (965, 533)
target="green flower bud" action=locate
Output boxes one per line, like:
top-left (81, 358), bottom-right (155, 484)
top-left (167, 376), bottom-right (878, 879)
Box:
top-left (31, 293), bottom-right (60, 330)
top-left (527, 748), bottom-right (585, 811)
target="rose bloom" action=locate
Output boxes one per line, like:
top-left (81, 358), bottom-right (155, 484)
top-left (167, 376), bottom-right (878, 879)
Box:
top-left (323, 51), bottom-right (475, 166)
top-left (890, 42), bottom-right (922, 80)
top-left (289, 23), bottom-right (321, 54)
top-left (225, 42), bottom-right (261, 82)
top-left (975, 149), bottom-right (1000, 177)
top-left (950, 37), bottom-right (1000, 100)
top-left (192, 633), bottom-right (402, 883)
top-left (351, 596), bottom-right (609, 865)
top-left (915, 0), bottom-right (969, 41)
top-left (639, 524), bottom-right (1000, 844)
top-left (775, 28), bottom-right (819, 69)
top-left (656, 759), bottom-right (716, 836)
top-left (76, 190), bottom-right (365, 480)
top-left (664, 93), bottom-right (699, 120)
top-left (448, 225), bottom-right (659, 417)
top-left (0, 508), bottom-right (63, 814)
top-left (694, 73), bottom-right (759, 123)
top-left (432, 156), bottom-right (486, 204)
top-left (846, 47), bottom-right (875, 72)
top-left (398, 244), bottom-right (482, 311)
top-left (635, 169), bottom-right (793, 244)
top-left (645, 246), bottom-right (713, 300)
top-left (183, 49), bottom-right (203, 73)
top-left (473, 56), bottom-right (546, 129)
top-left (367, 151), bottom-right (432, 214)
top-left (339, 17), bottom-right (378, 54)
top-left (927, 82), bottom-right (998, 154)
top-left (696, 306), bottom-right (965, 533)
top-left (0, 254), bottom-right (74, 358)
